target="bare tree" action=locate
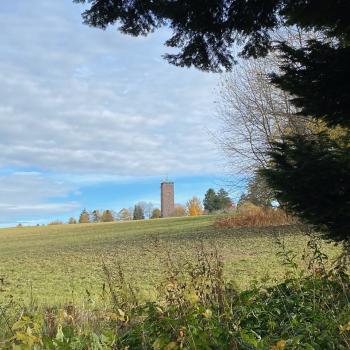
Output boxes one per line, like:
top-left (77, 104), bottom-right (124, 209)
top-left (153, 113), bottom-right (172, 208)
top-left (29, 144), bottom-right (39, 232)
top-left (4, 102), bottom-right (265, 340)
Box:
top-left (118, 208), bottom-right (132, 221)
top-left (136, 201), bottom-right (154, 219)
top-left (216, 29), bottom-right (316, 175)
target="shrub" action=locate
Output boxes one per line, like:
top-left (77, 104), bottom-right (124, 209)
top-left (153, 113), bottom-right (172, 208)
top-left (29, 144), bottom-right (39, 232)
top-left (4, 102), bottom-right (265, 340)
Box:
top-left (2, 238), bottom-right (350, 349)
top-left (48, 220), bottom-right (63, 225)
top-left (215, 207), bottom-right (296, 228)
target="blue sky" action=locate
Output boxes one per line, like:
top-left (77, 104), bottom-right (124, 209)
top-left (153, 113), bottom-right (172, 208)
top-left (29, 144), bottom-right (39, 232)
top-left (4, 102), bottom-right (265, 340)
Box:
top-left (0, 0), bottom-right (244, 226)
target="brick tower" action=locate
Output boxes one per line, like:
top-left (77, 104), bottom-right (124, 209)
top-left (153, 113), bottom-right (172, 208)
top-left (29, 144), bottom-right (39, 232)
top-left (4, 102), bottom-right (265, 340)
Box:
top-left (161, 181), bottom-right (175, 217)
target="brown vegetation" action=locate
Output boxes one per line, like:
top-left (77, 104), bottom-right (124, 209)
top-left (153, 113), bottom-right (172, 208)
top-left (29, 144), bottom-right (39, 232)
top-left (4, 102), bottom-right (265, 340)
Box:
top-left (215, 207), bottom-right (296, 228)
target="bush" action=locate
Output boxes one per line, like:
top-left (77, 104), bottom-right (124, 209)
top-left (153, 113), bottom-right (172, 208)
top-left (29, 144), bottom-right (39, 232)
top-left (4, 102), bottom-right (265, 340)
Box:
top-left (215, 207), bottom-right (296, 228)
top-left (48, 220), bottom-right (63, 225)
top-left (2, 238), bottom-right (350, 349)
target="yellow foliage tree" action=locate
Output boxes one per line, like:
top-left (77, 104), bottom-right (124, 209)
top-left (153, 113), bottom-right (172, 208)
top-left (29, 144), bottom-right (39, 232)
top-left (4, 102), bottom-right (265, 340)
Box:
top-left (186, 197), bottom-right (203, 216)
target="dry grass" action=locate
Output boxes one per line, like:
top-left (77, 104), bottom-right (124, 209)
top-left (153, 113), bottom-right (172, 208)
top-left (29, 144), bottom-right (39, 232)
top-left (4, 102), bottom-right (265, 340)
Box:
top-left (215, 207), bottom-right (296, 228)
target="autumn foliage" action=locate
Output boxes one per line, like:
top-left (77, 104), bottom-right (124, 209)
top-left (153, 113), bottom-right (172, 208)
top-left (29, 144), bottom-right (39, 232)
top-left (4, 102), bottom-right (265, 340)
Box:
top-left (186, 197), bottom-right (203, 216)
top-left (215, 207), bottom-right (295, 228)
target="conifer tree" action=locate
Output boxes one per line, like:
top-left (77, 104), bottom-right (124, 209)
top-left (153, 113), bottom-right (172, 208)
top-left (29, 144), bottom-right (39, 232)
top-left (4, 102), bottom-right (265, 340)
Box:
top-left (217, 188), bottom-right (233, 210)
top-left (133, 205), bottom-right (145, 220)
top-left (203, 189), bottom-right (219, 213)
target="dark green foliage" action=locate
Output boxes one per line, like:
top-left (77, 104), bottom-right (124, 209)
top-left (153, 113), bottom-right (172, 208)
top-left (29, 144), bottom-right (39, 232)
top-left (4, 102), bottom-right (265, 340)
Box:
top-left (203, 188), bottom-right (232, 212)
top-left (133, 205), bottom-right (145, 220)
top-left (203, 188), bottom-right (219, 212)
top-left (261, 133), bottom-right (350, 242)
top-left (239, 172), bottom-right (275, 207)
top-left (217, 188), bottom-right (233, 209)
top-left (74, 0), bottom-right (350, 73)
top-left (271, 41), bottom-right (350, 128)
top-left (116, 276), bottom-right (350, 349)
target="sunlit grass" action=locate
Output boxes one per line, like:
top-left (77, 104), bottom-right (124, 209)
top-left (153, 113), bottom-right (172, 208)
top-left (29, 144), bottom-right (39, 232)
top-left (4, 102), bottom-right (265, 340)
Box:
top-left (0, 216), bottom-right (339, 306)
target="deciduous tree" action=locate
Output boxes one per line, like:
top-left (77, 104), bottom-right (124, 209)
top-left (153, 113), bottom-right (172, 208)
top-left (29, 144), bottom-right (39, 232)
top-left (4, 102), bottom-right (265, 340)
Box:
top-left (118, 208), bottom-right (132, 221)
top-left (101, 209), bottom-right (115, 222)
top-left (186, 197), bottom-right (203, 217)
top-left (173, 204), bottom-right (186, 217)
top-left (79, 209), bottom-right (90, 224)
top-left (68, 217), bottom-right (77, 224)
top-left (239, 173), bottom-right (274, 208)
top-left (137, 202), bottom-right (154, 219)
top-left (91, 209), bottom-right (101, 223)
top-left (150, 208), bottom-right (161, 219)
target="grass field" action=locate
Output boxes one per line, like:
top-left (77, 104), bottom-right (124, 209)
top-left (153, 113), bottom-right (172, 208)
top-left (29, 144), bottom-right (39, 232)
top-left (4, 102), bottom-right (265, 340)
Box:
top-left (0, 216), bottom-right (339, 306)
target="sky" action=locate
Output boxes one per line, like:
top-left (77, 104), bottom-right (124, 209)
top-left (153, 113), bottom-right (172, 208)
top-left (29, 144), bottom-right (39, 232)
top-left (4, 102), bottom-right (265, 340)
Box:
top-left (0, 0), bottom-right (242, 226)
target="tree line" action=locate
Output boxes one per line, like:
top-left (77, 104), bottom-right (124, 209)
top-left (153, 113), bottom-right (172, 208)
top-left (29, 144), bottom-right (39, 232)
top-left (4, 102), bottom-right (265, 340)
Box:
top-left (55, 188), bottom-right (234, 225)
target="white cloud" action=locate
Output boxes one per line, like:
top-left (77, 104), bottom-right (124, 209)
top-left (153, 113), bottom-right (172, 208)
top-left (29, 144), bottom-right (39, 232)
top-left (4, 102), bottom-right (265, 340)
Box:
top-left (0, 0), bottom-right (225, 224)
top-left (0, 0), bottom-right (222, 177)
top-left (0, 172), bottom-right (79, 224)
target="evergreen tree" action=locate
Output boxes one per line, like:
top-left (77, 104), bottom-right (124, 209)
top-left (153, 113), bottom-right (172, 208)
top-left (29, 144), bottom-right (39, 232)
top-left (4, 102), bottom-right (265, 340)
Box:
top-left (75, 1), bottom-right (350, 76)
top-left (216, 188), bottom-right (233, 210)
top-left (203, 188), bottom-right (219, 212)
top-left (133, 205), bottom-right (145, 220)
top-left (79, 209), bottom-right (90, 224)
top-left (261, 133), bottom-right (350, 242)
top-left (101, 209), bottom-right (115, 222)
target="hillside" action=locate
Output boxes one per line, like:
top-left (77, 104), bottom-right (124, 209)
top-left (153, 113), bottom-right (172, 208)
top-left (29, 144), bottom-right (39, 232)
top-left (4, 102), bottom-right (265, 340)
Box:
top-left (0, 216), bottom-right (338, 305)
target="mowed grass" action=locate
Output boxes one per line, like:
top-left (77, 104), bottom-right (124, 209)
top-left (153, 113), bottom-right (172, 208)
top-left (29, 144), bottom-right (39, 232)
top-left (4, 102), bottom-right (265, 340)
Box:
top-left (0, 216), bottom-right (339, 306)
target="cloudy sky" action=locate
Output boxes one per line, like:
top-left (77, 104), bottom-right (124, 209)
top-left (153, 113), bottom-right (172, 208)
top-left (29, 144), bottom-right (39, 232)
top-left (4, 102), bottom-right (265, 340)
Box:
top-left (0, 0), bottom-right (238, 226)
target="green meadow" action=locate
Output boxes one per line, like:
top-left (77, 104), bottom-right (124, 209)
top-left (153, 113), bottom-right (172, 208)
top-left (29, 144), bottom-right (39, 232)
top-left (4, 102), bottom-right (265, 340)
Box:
top-left (0, 216), bottom-right (339, 305)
